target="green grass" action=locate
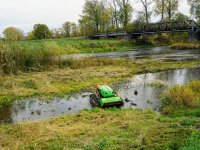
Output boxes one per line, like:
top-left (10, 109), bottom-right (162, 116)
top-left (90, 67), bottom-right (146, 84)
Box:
top-left (180, 129), bottom-right (200, 150)
top-left (1, 68), bottom-right (200, 149)
top-left (20, 38), bottom-right (132, 53)
top-left (0, 107), bottom-right (198, 149)
top-left (21, 38), bottom-right (154, 53)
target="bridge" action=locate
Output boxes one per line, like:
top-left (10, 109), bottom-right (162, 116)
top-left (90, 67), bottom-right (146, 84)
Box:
top-left (90, 20), bottom-right (200, 42)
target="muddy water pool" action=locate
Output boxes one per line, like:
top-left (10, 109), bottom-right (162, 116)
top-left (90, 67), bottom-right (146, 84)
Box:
top-left (1, 67), bottom-right (200, 123)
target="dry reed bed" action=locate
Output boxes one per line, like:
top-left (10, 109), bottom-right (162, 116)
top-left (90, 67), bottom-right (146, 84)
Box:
top-left (171, 43), bottom-right (200, 49)
top-left (161, 80), bottom-right (200, 116)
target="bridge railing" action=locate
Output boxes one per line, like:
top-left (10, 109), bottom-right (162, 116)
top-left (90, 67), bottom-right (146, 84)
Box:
top-left (91, 20), bottom-right (200, 38)
top-left (91, 31), bottom-right (128, 37)
top-left (133, 20), bottom-right (200, 34)
top-left (108, 31), bottom-right (127, 36)
top-left (92, 33), bottom-right (107, 37)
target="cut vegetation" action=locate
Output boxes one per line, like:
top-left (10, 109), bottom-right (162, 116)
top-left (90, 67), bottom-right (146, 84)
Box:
top-left (0, 59), bottom-right (200, 107)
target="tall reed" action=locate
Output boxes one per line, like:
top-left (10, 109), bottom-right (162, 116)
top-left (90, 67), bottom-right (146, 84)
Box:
top-left (162, 81), bottom-right (200, 111)
top-left (0, 40), bottom-right (79, 74)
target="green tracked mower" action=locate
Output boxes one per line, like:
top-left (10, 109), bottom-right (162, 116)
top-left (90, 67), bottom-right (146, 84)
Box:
top-left (90, 83), bottom-right (124, 107)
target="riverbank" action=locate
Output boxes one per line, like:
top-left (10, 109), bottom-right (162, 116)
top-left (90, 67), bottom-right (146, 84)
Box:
top-left (0, 106), bottom-right (199, 149)
top-left (0, 59), bottom-right (200, 107)
top-left (21, 38), bottom-right (157, 54)
top-left (0, 38), bottom-right (164, 74)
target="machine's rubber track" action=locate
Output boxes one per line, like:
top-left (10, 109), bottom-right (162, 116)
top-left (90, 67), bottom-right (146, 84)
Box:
top-left (90, 94), bottom-right (101, 107)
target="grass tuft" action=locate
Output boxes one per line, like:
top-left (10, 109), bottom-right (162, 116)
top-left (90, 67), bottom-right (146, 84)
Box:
top-left (161, 80), bottom-right (200, 117)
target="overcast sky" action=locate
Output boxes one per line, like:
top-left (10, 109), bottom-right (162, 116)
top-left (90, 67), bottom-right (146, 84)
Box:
top-left (0, 0), bottom-right (191, 37)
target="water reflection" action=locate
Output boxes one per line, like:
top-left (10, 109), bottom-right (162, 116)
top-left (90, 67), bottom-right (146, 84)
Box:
top-left (1, 67), bottom-right (200, 123)
top-left (63, 46), bottom-right (200, 61)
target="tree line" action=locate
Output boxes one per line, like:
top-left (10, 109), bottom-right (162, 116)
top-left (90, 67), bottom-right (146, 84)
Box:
top-left (2, 0), bottom-right (200, 40)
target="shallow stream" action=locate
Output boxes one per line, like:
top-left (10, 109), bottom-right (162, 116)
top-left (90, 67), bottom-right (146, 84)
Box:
top-left (63, 46), bottom-right (200, 62)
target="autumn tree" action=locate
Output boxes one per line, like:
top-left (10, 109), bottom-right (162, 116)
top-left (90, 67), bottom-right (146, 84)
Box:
top-left (78, 17), bottom-right (87, 36)
top-left (27, 31), bottom-right (36, 40)
top-left (165, 0), bottom-right (179, 20)
top-left (62, 22), bottom-right (72, 37)
top-left (139, 0), bottom-right (152, 23)
top-left (71, 23), bottom-right (79, 37)
top-left (79, 15), bottom-right (95, 36)
top-left (187, 0), bottom-right (200, 23)
top-left (116, 0), bottom-right (133, 29)
top-left (33, 24), bottom-right (52, 39)
top-left (173, 12), bottom-right (189, 20)
top-left (3, 27), bottom-right (24, 41)
top-left (99, 1), bottom-right (112, 32)
top-left (135, 11), bottom-right (147, 24)
top-left (108, 0), bottom-right (120, 30)
top-left (51, 28), bottom-right (65, 38)
top-left (82, 0), bottom-right (102, 32)
top-left (153, 0), bottom-right (166, 22)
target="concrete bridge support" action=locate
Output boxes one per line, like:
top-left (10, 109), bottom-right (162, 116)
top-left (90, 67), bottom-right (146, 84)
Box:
top-left (124, 33), bottom-right (132, 40)
top-left (124, 33), bottom-right (142, 40)
top-left (189, 31), bottom-right (200, 43)
top-left (132, 34), bottom-right (142, 40)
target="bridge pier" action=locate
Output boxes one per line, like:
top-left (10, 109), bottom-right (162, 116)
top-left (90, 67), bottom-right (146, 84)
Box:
top-left (124, 33), bottom-right (142, 40)
top-left (132, 34), bottom-right (142, 40)
top-left (124, 33), bottom-right (132, 40)
top-left (189, 31), bottom-right (200, 43)
top-left (91, 37), bottom-right (100, 40)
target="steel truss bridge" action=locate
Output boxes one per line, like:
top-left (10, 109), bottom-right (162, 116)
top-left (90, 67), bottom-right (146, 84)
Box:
top-left (90, 20), bottom-right (200, 39)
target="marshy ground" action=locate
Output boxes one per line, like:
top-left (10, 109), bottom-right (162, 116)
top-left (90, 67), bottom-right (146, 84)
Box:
top-left (0, 39), bottom-right (200, 149)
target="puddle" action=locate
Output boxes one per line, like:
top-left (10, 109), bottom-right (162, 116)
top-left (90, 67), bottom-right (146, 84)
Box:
top-left (1, 67), bottom-right (200, 123)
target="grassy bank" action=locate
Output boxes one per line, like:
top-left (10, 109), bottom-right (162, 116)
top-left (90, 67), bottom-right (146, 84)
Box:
top-left (0, 59), bottom-right (200, 107)
top-left (171, 43), bottom-right (200, 49)
top-left (0, 107), bottom-right (199, 149)
top-left (21, 38), bottom-right (151, 53)
top-left (0, 38), bottom-right (158, 74)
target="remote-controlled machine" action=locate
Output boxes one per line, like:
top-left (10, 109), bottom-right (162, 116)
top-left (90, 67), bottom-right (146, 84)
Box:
top-left (90, 83), bottom-right (124, 107)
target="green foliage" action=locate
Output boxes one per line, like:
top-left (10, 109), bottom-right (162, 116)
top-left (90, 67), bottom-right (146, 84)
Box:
top-left (23, 79), bottom-right (37, 89)
top-left (62, 21), bottom-right (72, 37)
top-left (187, 0), bottom-right (200, 22)
top-left (33, 24), bottom-right (52, 39)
